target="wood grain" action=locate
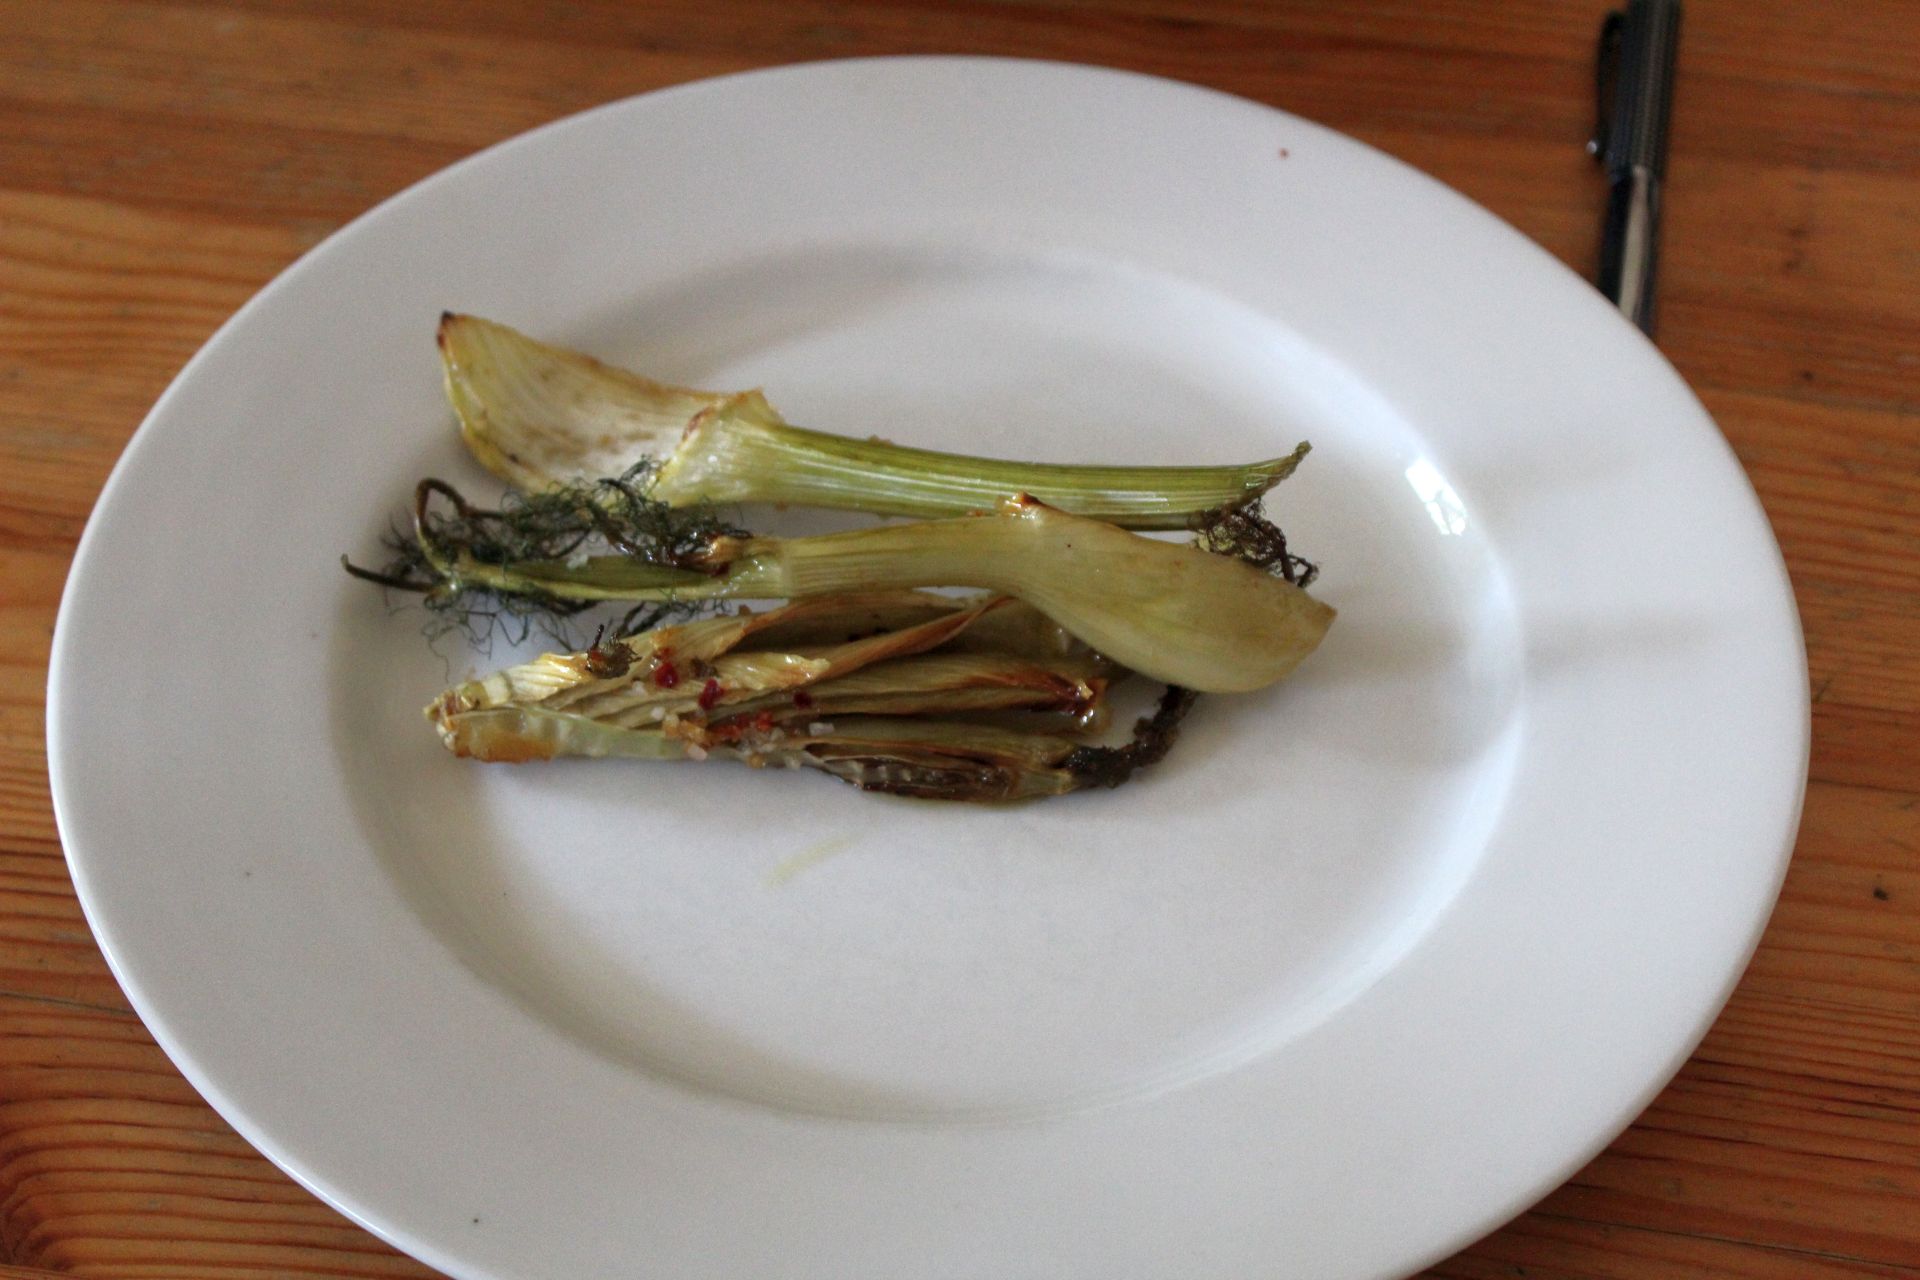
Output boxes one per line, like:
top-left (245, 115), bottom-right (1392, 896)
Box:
top-left (2, 1), bottom-right (1915, 1277)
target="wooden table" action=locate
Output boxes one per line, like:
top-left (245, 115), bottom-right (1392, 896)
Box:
top-left (3, 3), bottom-right (1915, 1276)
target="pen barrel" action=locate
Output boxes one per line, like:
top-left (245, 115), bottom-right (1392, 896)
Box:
top-left (1599, 166), bottom-right (1662, 336)
top-left (1602, 0), bottom-right (1682, 177)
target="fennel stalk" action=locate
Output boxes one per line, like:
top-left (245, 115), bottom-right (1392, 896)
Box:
top-left (427, 592), bottom-right (1186, 801)
top-left (360, 482), bottom-right (1332, 694)
top-left (441, 314), bottom-right (1308, 530)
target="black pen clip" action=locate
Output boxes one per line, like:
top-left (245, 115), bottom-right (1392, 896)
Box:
top-left (1589, 8), bottom-right (1624, 161)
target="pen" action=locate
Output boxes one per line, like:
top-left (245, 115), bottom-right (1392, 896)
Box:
top-left (1591, 0), bottom-right (1681, 336)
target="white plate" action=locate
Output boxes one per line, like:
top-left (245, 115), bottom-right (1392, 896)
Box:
top-left (49, 58), bottom-right (1807, 1280)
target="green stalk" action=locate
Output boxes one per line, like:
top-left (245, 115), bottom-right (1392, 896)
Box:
top-left (412, 496), bottom-right (1333, 693)
top-left (441, 313), bottom-right (1308, 529)
top-left (431, 550), bottom-right (713, 601)
top-left (652, 395), bottom-right (1308, 530)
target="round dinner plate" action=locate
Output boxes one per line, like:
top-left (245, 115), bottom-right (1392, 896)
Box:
top-left (49, 58), bottom-right (1807, 1280)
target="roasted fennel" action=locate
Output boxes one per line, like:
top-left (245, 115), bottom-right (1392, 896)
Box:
top-left (351, 477), bottom-right (1331, 694)
top-left (440, 314), bottom-right (1309, 529)
top-left (428, 592), bottom-right (1191, 801)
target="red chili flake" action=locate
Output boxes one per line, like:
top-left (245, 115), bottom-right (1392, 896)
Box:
top-left (652, 660), bottom-right (680, 689)
top-left (792, 690), bottom-right (815, 709)
top-left (697, 678), bottom-right (723, 710)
